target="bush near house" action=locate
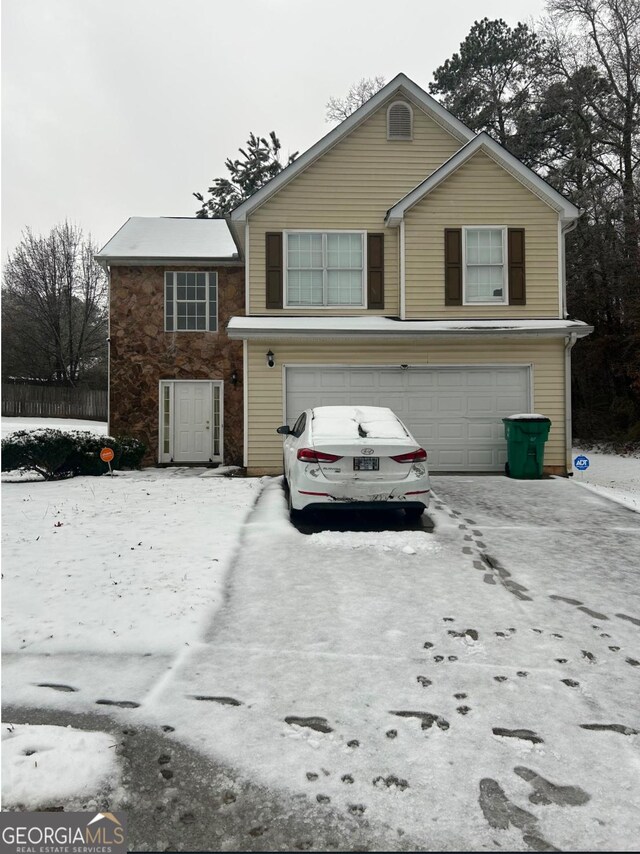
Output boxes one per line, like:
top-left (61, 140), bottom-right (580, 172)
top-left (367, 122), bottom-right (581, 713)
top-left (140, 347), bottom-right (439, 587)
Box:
top-left (1, 430), bottom-right (146, 480)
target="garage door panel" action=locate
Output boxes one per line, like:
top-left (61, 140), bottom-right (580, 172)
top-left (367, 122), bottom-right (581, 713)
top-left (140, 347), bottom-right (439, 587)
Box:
top-left (468, 396), bottom-right (496, 414)
top-left (439, 371), bottom-right (463, 387)
top-left (438, 422), bottom-right (465, 440)
top-left (437, 397), bottom-right (465, 415)
top-left (468, 449), bottom-right (496, 467)
top-left (408, 373), bottom-right (436, 389)
top-left (438, 449), bottom-right (467, 467)
top-left (468, 422), bottom-right (494, 440)
top-left (285, 365), bottom-right (530, 471)
top-left (467, 371), bottom-right (493, 387)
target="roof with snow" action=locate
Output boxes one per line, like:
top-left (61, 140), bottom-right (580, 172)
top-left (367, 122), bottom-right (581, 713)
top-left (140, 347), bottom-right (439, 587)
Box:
top-left (227, 316), bottom-right (593, 340)
top-left (95, 217), bottom-right (239, 265)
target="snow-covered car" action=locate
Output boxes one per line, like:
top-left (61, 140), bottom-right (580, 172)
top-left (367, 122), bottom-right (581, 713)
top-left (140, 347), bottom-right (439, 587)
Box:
top-left (277, 405), bottom-right (431, 519)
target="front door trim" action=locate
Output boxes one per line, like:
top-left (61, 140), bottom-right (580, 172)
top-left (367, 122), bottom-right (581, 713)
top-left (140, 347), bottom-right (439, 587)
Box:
top-left (158, 379), bottom-right (224, 464)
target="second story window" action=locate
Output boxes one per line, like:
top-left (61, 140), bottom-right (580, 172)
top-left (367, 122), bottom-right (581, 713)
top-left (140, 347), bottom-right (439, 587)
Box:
top-left (463, 228), bottom-right (507, 305)
top-left (285, 232), bottom-right (365, 307)
top-left (164, 271), bottom-right (218, 331)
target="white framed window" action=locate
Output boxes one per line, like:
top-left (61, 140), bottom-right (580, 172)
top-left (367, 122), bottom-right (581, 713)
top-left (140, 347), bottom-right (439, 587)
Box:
top-left (285, 231), bottom-right (366, 307)
top-left (463, 227), bottom-right (507, 305)
top-left (164, 271), bottom-right (217, 331)
top-left (387, 101), bottom-right (413, 140)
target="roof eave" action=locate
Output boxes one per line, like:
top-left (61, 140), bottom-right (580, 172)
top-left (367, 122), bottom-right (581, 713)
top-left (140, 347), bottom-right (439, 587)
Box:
top-left (227, 324), bottom-right (594, 341)
top-left (94, 255), bottom-right (241, 267)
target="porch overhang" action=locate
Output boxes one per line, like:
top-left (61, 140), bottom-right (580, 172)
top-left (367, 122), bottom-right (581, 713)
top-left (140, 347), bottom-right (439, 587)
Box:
top-left (227, 316), bottom-right (593, 341)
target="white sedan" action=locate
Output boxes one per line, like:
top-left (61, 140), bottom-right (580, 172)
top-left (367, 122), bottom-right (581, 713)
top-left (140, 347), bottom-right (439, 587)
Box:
top-left (277, 405), bottom-right (431, 519)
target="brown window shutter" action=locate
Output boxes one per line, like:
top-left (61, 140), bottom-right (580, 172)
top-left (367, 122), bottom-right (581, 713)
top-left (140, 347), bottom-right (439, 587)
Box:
top-left (367, 233), bottom-right (384, 309)
top-left (508, 228), bottom-right (526, 305)
top-left (265, 232), bottom-right (283, 309)
top-left (444, 229), bottom-right (462, 305)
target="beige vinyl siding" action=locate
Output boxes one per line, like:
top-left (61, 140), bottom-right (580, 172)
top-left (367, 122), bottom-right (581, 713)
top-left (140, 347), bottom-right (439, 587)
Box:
top-left (248, 100), bottom-right (462, 316)
top-left (246, 337), bottom-right (566, 473)
top-left (405, 151), bottom-right (560, 318)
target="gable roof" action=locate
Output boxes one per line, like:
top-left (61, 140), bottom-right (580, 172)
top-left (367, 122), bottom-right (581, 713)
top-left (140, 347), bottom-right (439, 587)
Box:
top-left (95, 217), bottom-right (239, 266)
top-left (230, 73), bottom-right (475, 224)
top-left (385, 133), bottom-right (581, 226)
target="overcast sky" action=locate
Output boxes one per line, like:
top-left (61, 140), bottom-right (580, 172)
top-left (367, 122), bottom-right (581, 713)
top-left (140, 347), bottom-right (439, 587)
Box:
top-left (2, 0), bottom-right (547, 258)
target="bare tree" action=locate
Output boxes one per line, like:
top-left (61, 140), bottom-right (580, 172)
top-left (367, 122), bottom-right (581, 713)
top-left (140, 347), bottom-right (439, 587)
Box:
top-left (325, 76), bottom-right (386, 123)
top-left (2, 222), bottom-right (107, 385)
top-left (542, 0), bottom-right (640, 297)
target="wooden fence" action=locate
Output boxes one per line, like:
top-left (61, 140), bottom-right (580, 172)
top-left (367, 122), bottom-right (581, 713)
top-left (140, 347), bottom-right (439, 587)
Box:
top-left (2, 385), bottom-right (108, 421)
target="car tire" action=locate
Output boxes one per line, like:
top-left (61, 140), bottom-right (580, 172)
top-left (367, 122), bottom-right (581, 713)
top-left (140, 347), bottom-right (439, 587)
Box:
top-left (505, 462), bottom-right (511, 477)
top-left (405, 506), bottom-right (425, 520)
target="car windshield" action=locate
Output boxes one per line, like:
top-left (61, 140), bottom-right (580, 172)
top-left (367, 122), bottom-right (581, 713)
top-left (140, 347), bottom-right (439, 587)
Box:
top-left (311, 406), bottom-right (409, 440)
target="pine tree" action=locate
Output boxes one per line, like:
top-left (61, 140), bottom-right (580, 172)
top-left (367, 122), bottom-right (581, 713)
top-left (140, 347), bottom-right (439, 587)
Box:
top-left (194, 132), bottom-right (297, 218)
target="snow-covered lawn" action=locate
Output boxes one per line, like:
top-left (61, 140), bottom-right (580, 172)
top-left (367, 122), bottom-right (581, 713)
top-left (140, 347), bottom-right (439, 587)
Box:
top-left (2, 724), bottom-right (120, 810)
top-left (573, 446), bottom-right (640, 511)
top-left (2, 468), bottom-right (261, 711)
top-left (1, 417), bottom-right (107, 439)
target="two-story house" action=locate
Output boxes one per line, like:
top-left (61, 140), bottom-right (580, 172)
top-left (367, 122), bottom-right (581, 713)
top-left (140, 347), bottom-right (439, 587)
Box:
top-left (98, 73), bottom-right (591, 476)
top-left (226, 73), bottom-right (591, 476)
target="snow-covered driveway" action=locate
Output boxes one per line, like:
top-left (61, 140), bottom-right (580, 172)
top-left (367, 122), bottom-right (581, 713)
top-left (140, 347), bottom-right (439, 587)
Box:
top-left (142, 476), bottom-right (640, 852)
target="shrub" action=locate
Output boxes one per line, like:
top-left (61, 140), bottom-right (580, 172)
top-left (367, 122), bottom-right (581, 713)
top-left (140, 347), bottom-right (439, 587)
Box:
top-left (114, 435), bottom-right (146, 469)
top-left (1, 430), bottom-right (147, 479)
top-left (62, 432), bottom-right (122, 477)
top-left (1, 429), bottom-right (77, 480)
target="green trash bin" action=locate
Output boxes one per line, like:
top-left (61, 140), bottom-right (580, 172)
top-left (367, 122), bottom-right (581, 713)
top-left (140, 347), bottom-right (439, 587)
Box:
top-left (502, 414), bottom-right (551, 479)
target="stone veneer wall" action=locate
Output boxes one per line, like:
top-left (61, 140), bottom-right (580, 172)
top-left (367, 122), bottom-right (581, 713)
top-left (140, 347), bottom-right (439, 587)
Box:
top-left (109, 265), bottom-right (244, 466)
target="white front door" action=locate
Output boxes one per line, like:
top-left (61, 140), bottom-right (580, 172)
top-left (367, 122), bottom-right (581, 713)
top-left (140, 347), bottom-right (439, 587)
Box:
top-left (159, 381), bottom-right (223, 463)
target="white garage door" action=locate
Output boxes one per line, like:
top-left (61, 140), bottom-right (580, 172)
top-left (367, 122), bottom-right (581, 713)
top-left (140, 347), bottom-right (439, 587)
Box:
top-left (285, 366), bottom-right (531, 472)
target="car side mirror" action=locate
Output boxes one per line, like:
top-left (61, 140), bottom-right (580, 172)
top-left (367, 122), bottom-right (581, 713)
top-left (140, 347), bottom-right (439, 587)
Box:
top-left (276, 425), bottom-right (291, 435)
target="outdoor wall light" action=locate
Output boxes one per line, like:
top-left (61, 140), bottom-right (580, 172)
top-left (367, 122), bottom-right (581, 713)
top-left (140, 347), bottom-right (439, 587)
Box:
top-left (230, 369), bottom-right (239, 385)
top-left (266, 350), bottom-right (275, 368)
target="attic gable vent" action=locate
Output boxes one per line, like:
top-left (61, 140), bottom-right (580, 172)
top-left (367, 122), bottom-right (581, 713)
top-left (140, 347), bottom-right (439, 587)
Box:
top-left (387, 101), bottom-right (413, 140)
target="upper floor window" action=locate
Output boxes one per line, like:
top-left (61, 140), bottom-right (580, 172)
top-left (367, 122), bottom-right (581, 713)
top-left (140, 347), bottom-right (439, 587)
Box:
top-left (463, 227), bottom-right (507, 305)
top-left (387, 101), bottom-right (413, 140)
top-left (164, 271), bottom-right (217, 331)
top-left (285, 232), bottom-right (365, 307)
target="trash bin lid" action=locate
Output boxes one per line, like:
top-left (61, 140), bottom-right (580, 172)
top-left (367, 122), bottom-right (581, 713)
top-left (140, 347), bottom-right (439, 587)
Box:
top-left (502, 413), bottom-right (550, 422)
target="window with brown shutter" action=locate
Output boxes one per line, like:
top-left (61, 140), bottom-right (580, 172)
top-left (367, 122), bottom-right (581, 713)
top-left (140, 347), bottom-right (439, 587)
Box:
top-left (508, 228), bottom-right (526, 305)
top-left (367, 233), bottom-right (384, 309)
top-left (265, 232), bottom-right (283, 309)
top-left (444, 229), bottom-right (462, 305)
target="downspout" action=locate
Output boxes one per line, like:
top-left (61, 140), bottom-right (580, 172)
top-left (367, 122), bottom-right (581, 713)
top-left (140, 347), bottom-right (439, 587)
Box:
top-left (561, 219), bottom-right (578, 319)
top-left (100, 259), bottom-right (111, 436)
top-left (565, 332), bottom-right (577, 475)
top-left (561, 218), bottom-right (579, 474)
top-left (399, 220), bottom-right (406, 320)
top-left (242, 338), bottom-right (248, 469)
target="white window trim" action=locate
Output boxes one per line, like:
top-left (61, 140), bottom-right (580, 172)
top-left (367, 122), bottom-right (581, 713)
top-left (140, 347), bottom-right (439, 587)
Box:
top-left (387, 100), bottom-right (413, 141)
top-left (462, 226), bottom-right (508, 307)
top-left (164, 271), bottom-right (218, 332)
top-left (157, 379), bottom-right (224, 464)
top-left (283, 230), bottom-right (368, 309)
